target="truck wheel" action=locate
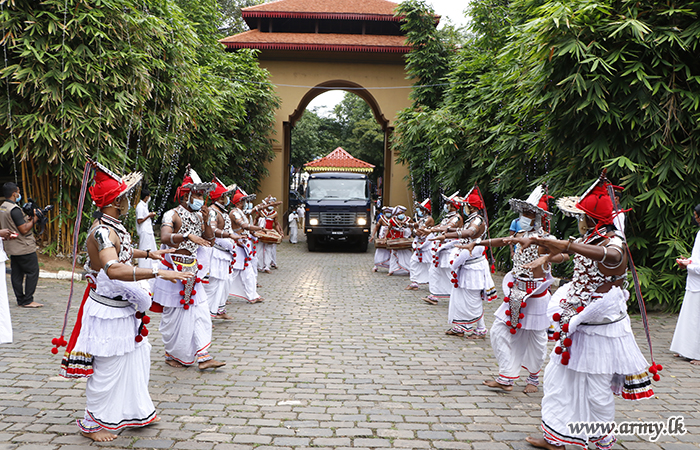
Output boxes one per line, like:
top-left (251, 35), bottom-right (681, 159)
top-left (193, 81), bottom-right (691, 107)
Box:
top-left (357, 238), bottom-right (368, 253)
top-left (307, 235), bottom-right (317, 252)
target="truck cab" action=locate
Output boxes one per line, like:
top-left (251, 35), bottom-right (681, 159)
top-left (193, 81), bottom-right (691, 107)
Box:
top-left (304, 172), bottom-right (371, 252)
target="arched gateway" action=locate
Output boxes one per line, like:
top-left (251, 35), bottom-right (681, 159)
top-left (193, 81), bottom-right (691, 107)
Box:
top-left (221, 0), bottom-right (418, 212)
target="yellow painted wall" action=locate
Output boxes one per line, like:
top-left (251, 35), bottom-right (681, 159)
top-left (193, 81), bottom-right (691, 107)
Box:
top-left (256, 56), bottom-right (413, 211)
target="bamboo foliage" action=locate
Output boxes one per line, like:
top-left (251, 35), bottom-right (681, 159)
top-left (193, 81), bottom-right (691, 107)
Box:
top-left (393, 0), bottom-right (700, 311)
top-left (0, 0), bottom-right (278, 255)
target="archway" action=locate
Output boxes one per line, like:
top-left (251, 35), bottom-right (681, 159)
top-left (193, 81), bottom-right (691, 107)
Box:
top-left (283, 80), bottom-right (394, 213)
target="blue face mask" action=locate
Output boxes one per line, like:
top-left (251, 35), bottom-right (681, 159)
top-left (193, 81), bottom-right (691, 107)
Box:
top-left (398, 214), bottom-right (406, 221)
top-left (15, 193), bottom-right (21, 203)
top-left (188, 198), bottom-right (204, 211)
top-left (443, 204), bottom-right (450, 213)
top-left (417, 210), bottom-right (424, 217)
top-left (224, 197), bottom-right (231, 207)
top-left (385, 213), bottom-right (392, 219)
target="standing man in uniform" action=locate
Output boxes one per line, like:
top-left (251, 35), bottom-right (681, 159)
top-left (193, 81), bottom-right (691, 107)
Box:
top-left (135, 186), bottom-right (157, 271)
top-left (0, 182), bottom-right (42, 308)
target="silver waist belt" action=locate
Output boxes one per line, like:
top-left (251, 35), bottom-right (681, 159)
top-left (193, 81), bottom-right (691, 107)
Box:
top-left (581, 313), bottom-right (627, 326)
top-left (462, 255), bottom-right (486, 265)
top-left (514, 277), bottom-right (545, 291)
top-left (89, 289), bottom-right (130, 308)
top-left (213, 243), bottom-right (232, 253)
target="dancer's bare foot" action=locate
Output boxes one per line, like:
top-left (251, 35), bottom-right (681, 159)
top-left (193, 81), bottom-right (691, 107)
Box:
top-left (523, 384), bottom-right (539, 393)
top-left (81, 430), bottom-right (117, 442)
top-left (691, 360), bottom-right (700, 365)
top-left (674, 353), bottom-right (681, 357)
top-left (483, 380), bottom-right (513, 391)
top-left (199, 359), bottom-right (226, 370)
top-left (525, 436), bottom-right (565, 449)
top-left (151, 416), bottom-right (161, 424)
top-left (215, 313), bottom-right (233, 320)
top-left (165, 359), bottom-right (185, 368)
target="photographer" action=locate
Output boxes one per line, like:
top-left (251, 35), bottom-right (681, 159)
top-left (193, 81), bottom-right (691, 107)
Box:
top-left (0, 182), bottom-right (42, 308)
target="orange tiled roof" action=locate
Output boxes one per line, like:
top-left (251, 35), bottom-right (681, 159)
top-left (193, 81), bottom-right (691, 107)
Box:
top-left (243, 0), bottom-right (401, 21)
top-left (305, 147), bottom-right (375, 172)
top-left (220, 30), bottom-right (409, 53)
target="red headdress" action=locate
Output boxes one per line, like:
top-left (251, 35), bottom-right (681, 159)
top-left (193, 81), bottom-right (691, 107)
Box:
top-left (88, 160), bottom-right (142, 208)
top-left (174, 165), bottom-right (215, 201)
top-left (210, 176), bottom-right (236, 201)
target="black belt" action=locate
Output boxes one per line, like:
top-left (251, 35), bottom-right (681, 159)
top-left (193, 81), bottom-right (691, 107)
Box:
top-left (89, 290), bottom-right (130, 308)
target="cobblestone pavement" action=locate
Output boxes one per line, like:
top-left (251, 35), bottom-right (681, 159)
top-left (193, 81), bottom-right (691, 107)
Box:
top-left (1, 239), bottom-right (699, 450)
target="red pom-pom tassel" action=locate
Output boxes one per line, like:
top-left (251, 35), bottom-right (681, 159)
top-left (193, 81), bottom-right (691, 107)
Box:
top-left (135, 335), bottom-right (143, 342)
top-left (554, 346), bottom-right (562, 355)
top-left (142, 315), bottom-right (151, 325)
top-left (562, 323), bottom-right (569, 333)
top-left (521, 302), bottom-right (527, 308)
top-left (197, 264), bottom-right (203, 270)
top-left (507, 282), bottom-right (514, 288)
top-left (553, 313), bottom-right (561, 322)
top-left (506, 320), bottom-right (512, 327)
top-left (509, 328), bottom-right (517, 335)
top-left (180, 299), bottom-right (186, 304)
top-left (516, 323), bottom-right (522, 329)
top-left (653, 374), bottom-right (660, 382)
top-left (51, 347), bottom-right (58, 355)
top-left (526, 288), bottom-right (533, 295)
top-left (519, 313), bottom-right (524, 319)
top-left (553, 332), bottom-right (560, 341)
top-left (563, 338), bottom-right (572, 347)
top-left (505, 310), bottom-right (511, 316)
top-left (183, 304), bottom-right (190, 310)
top-left (141, 327), bottom-right (149, 337)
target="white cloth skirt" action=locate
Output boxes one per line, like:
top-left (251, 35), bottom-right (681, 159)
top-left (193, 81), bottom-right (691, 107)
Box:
top-left (670, 289), bottom-right (700, 360)
top-left (409, 259), bottom-right (430, 284)
top-left (81, 340), bottom-right (156, 431)
top-left (160, 303), bottom-right (212, 365)
top-left (230, 264), bottom-right (259, 301)
top-left (389, 249), bottom-right (411, 275)
top-left (289, 226), bottom-right (298, 243)
top-left (0, 260), bottom-right (12, 344)
top-left (541, 358), bottom-right (616, 448)
top-left (204, 277), bottom-right (229, 315)
top-left (448, 287), bottom-right (483, 325)
top-left (374, 248), bottom-right (390, 269)
top-left (491, 319), bottom-right (548, 379)
top-left (258, 243), bottom-right (274, 270)
top-left (429, 265), bottom-right (452, 298)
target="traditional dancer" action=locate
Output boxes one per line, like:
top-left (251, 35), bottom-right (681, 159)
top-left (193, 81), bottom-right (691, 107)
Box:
top-left (0, 228), bottom-right (17, 344)
top-left (370, 206), bottom-right (392, 272)
top-left (438, 188), bottom-right (495, 338)
top-left (204, 177), bottom-right (240, 321)
top-left (152, 166), bottom-right (225, 370)
top-left (525, 174), bottom-right (653, 450)
top-left (670, 203), bottom-right (700, 365)
top-left (422, 192), bottom-right (463, 305)
top-left (60, 161), bottom-right (192, 442)
top-left (256, 197), bottom-right (281, 273)
top-left (406, 199), bottom-right (434, 290)
top-left (466, 185), bottom-right (553, 392)
top-left (229, 187), bottom-right (264, 304)
top-left (387, 205), bottom-right (412, 276)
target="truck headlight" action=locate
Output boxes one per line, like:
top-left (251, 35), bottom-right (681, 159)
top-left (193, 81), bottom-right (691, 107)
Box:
top-left (309, 218), bottom-right (319, 226)
top-left (357, 217), bottom-right (367, 226)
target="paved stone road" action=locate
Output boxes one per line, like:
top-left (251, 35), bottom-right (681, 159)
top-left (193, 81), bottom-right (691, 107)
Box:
top-left (1, 240), bottom-right (699, 450)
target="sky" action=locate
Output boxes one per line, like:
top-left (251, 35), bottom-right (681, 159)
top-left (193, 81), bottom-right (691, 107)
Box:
top-left (306, 0), bottom-right (470, 117)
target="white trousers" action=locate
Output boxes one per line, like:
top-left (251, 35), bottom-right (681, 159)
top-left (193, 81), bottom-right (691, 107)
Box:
top-left (448, 287), bottom-right (486, 332)
top-left (409, 260), bottom-right (430, 284)
top-left (230, 265), bottom-right (260, 301)
top-left (490, 319), bottom-right (547, 384)
top-left (670, 289), bottom-right (700, 360)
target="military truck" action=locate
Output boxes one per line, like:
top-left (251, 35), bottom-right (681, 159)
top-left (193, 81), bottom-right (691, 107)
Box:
top-left (303, 172), bottom-right (371, 252)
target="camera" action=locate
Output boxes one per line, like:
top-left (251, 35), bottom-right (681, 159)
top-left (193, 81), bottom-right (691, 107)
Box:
top-left (22, 200), bottom-right (54, 235)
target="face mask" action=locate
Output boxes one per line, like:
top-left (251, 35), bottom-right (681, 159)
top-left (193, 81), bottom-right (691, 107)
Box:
top-left (417, 210), bottom-right (424, 217)
top-left (188, 198), bottom-right (204, 211)
top-left (519, 216), bottom-right (533, 231)
top-left (15, 193), bottom-right (21, 203)
top-left (385, 213), bottom-right (392, 219)
top-left (398, 214), bottom-right (406, 221)
top-left (222, 197), bottom-right (230, 207)
top-left (443, 204), bottom-right (450, 213)
top-left (267, 206), bottom-right (274, 211)
top-left (578, 216), bottom-right (589, 235)
top-left (462, 206), bottom-right (471, 216)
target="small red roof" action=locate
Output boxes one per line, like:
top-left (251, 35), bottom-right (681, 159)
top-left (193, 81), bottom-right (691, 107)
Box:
top-left (305, 147), bottom-right (375, 173)
top-left (221, 30), bottom-right (409, 53)
top-left (243, 0), bottom-right (401, 21)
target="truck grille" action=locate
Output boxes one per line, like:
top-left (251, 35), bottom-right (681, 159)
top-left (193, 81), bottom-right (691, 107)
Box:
top-left (320, 212), bottom-right (356, 226)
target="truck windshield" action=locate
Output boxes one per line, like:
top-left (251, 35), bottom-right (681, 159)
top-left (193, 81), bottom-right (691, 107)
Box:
top-left (307, 179), bottom-right (368, 201)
